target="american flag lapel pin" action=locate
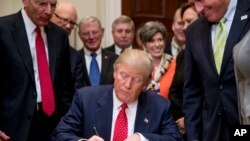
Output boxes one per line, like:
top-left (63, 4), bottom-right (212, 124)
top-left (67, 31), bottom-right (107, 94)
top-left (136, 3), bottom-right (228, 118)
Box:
top-left (144, 118), bottom-right (149, 123)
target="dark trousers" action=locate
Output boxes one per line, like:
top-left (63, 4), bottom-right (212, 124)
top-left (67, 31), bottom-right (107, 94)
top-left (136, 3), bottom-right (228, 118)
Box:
top-left (27, 105), bottom-right (56, 141)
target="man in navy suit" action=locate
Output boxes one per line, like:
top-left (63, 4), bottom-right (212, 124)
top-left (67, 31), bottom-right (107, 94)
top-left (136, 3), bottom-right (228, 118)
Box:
top-left (0, 0), bottom-right (74, 141)
top-left (104, 15), bottom-right (136, 55)
top-left (183, 0), bottom-right (250, 141)
top-left (51, 49), bottom-right (182, 141)
top-left (78, 16), bottom-right (118, 86)
top-left (50, 0), bottom-right (85, 89)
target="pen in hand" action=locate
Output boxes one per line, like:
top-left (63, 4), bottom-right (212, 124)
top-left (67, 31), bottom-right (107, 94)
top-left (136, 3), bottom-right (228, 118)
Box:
top-left (93, 127), bottom-right (99, 136)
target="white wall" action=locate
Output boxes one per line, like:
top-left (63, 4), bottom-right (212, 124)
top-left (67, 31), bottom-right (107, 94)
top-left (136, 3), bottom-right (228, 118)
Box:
top-left (0, 0), bottom-right (121, 50)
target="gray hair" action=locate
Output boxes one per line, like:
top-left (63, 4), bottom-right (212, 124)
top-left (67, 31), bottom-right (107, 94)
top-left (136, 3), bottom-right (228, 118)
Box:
top-left (78, 16), bottom-right (102, 29)
top-left (139, 21), bottom-right (168, 43)
top-left (114, 49), bottom-right (153, 79)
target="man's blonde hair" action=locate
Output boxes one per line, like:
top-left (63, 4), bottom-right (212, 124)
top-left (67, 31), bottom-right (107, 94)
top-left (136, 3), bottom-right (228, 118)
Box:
top-left (114, 49), bottom-right (153, 79)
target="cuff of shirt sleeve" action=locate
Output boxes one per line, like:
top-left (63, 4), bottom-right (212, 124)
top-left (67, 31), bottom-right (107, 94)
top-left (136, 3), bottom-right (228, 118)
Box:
top-left (78, 138), bottom-right (88, 141)
top-left (135, 132), bottom-right (149, 141)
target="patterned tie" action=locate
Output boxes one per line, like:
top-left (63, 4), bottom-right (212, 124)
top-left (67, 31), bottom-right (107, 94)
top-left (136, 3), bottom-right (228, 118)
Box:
top-left (113, 103), bottom-right (128, 141)
top-left (214, 18), bottom-right (227, 74)
top-left (35, 27), bottom-right (55, 116)
top-left (90, 53), bottom-right (100, 86)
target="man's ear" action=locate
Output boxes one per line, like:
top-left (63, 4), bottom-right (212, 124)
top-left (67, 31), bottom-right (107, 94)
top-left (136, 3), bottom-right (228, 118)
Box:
top-left (113, 67), bottom-right (117, 80)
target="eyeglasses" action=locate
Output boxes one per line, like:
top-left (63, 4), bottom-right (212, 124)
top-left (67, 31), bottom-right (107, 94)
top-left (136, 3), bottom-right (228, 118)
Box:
top-left (54, 13), bottom-right (78, 27)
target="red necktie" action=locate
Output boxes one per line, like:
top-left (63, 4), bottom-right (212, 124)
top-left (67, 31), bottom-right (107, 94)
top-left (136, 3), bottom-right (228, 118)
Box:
top-left (113, 103), bottom-right (128, 141)
top-left (35, 26), bottom-right (55, 116)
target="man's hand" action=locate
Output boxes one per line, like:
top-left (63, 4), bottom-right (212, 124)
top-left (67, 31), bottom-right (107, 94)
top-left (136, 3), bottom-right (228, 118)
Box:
top-left (78, 135), bottom-right (104, 141)
top-left (176, 117), bottom-right (185, 134)
top-left (0, 131), bottom-right (10, 141)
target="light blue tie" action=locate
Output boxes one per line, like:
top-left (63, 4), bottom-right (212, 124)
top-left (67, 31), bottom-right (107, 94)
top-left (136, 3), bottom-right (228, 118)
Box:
top-left (90, 53), bottom-right (100, 86)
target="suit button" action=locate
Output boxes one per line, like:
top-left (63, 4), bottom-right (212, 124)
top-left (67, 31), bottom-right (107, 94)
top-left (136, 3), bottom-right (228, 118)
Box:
top-left (218, 111), bottom-right (222, 116)
top-left (219, 85), bottom-right (223, 90)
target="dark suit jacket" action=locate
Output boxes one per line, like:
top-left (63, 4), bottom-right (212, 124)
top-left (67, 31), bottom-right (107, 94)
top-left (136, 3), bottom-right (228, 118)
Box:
top-left (104, 44), bottom-right (139, 55)
top-left (104, 44), bottom-right (116, 53)
top-left (78, 49), bottom-right (118, 86)
top-left (183, 0), bottom-right (250, 140)
top-left (169, 50), bottom-right (185, 121)
top-left (0, 11), bottom-right (74, 141)
top-left (51, 85), bottom-right (182, 141)
top-left (165, 42), bottom-right (172, 56)
top-left (70, 47), bottom-right (85, 89)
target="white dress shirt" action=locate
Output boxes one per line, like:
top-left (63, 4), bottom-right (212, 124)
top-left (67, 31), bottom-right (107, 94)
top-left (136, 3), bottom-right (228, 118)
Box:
top-left (111, 89), bottom-right (149, 141)
top-left (21, 8), bottom-right (49, 103)
top-left (114, 45), bottom-right (132, 55)
top-left (211, 0), bottom-right (237, 49)
top-left (170, 38), bottom-right (184, 59)
top-left (83, 47), bottom-right (102, 75)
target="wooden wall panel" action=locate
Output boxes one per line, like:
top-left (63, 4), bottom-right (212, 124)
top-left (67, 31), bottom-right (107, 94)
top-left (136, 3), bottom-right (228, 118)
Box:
top-left (122, 0), bottom-right (187, 42)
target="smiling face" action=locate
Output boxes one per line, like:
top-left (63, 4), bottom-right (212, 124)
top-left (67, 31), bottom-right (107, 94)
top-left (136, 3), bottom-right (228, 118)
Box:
top-left (78, 18), bottom-right (104, 52)
top-left (172, 9), bottom-right (185, 45)
top-left (188, 0), bottom-right (230, 22)
top-left (139, 21), bottom-right (167, 60)
top-left (23, 0), bottom-right (57, 26)
top-left (144, 33), bottom-right (165, 59)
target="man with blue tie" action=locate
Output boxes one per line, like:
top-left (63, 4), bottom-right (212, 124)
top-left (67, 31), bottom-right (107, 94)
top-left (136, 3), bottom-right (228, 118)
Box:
top-left (77, 16), bottom-right (118, 86)
top-left (51, 49), bottom-right (182, 141)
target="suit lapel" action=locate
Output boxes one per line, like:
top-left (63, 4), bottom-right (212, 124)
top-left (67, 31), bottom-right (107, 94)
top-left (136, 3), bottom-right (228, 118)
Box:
top-left (44, 24), bottom-right (56, 82)
top-left (100, 49), bottom-right (111, 84)
top-left (79, 49), bottom-right (91, 85)
top-left (111, 45), bottom-right (115, 53)
top-left (94, 86), bottom-right (113, 140)
top-left (134, 93), bottom-right (151, 132)
top-left (12, 12), bottom-right (35, 83)
top-left (221, 1), bottom-right (250, 74)
top-left (199, 18), bottom-right (219, 77)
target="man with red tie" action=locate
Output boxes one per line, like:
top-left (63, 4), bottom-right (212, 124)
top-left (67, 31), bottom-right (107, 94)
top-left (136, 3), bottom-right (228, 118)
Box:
top-left (51, 49), bottom-right (182, 141)
top-left (0, 0), bottom-right (74, 141)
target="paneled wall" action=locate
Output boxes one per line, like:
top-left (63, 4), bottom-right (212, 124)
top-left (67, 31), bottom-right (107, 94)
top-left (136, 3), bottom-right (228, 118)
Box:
top-left (122, 0), bottom-right (187, 42)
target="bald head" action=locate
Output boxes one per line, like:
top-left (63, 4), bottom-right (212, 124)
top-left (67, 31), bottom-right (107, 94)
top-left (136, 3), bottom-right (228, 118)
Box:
top-left (51, 0), bottom-right (77, 34)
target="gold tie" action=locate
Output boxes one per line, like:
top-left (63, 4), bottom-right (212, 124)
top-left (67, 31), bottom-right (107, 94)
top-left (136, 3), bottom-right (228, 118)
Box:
top-left (214, 18), bottom-right (227, 74)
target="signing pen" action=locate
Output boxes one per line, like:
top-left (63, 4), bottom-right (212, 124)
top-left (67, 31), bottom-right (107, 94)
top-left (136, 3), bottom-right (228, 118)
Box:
top-left (93, 126), bottom-right (99, 136)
